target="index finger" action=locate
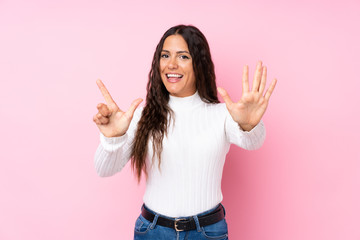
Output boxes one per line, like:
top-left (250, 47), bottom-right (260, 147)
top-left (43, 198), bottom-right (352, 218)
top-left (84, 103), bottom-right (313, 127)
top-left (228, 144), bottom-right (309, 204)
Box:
top-left (242, 65), bottom-right (249, 95)
top-left (96, 79), bottom-right (116, 105)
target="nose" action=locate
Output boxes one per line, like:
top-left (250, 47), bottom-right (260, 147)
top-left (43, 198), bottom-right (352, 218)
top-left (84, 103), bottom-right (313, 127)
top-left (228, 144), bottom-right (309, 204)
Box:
top-left (168, 56), bottom-right (178, 69)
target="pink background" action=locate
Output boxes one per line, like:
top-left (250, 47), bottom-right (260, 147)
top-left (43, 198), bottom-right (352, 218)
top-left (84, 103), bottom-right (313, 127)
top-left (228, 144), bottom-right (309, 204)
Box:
top-left (1, 0), bottom-right (359, 239)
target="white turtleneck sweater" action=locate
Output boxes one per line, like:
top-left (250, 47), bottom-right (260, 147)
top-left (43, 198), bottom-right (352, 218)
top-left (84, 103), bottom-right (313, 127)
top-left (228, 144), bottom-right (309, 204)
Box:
top-left (94, 91), bottom-right (265, 217)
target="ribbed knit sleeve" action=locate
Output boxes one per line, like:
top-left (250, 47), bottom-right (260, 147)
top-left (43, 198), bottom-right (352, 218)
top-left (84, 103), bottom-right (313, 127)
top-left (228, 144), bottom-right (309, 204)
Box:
top-left (94, 107), bottom-right (142, 177)
top-left (224, 110), bottom-right (266, 150)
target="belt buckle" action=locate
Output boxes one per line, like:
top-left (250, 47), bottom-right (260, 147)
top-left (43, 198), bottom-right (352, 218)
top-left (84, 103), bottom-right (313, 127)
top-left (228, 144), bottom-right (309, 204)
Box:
top-left (174, 218), bottom-right (186, 232)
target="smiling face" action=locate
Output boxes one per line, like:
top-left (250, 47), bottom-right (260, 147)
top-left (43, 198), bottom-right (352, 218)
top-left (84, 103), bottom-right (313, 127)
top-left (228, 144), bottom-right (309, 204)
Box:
top-left (160, 34), bottom-right (196, 97)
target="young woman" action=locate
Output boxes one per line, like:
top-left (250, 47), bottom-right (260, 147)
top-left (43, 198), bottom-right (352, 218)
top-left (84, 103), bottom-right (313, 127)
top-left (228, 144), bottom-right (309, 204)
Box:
top-left (93, 25), bottom-right (277, 240)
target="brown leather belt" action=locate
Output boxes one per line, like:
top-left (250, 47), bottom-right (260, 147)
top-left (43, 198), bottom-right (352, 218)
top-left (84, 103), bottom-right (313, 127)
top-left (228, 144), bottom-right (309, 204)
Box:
top-left (141, 203), bottom-right (225, 232)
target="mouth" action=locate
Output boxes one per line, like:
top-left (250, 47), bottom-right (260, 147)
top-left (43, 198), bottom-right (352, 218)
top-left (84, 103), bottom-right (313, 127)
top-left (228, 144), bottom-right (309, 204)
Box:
top-left (166, 73), bottom-right (183, 83)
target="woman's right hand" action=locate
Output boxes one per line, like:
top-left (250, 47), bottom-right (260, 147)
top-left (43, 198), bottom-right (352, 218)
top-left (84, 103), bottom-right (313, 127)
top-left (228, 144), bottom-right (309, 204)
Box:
top-left (93, 79), bottom-right (143, 138)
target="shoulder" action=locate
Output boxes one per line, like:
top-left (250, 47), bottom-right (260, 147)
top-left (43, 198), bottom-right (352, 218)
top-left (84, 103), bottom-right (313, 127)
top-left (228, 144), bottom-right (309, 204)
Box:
top-left (133, 106), bottom-right (144, 123)
top-left (134, 106), bottom-right (143, 115)
top-left (197, 102), bottom-right (229, 123)
top-left (202, 102), bottom-right (228, 114)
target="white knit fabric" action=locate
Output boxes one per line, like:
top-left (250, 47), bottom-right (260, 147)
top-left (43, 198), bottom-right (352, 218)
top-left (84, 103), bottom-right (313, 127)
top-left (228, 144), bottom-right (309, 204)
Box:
top-left (94, 91), bottom-right (266, 217)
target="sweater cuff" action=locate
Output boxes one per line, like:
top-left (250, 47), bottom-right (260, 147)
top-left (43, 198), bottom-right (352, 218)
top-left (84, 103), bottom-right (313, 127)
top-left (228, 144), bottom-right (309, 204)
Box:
top-left (99, 133), bottom-right (128, 152)
top-left (226, 115), bottom-right (266, 150)
top-left (238, 120), bottom-right (263, 134)
top-left (233, 120), bottom-right (265, 142)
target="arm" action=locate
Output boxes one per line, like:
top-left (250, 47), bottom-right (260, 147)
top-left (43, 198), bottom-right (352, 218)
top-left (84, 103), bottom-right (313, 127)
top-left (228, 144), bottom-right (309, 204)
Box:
top-left (94, 107), bottom-right (142, 177)
top-left (94, 134), bottom-right (130, 177)
top-left (218, 61), bottom-right (276, 150)
top-left (92, 79), bottom-right (143, 177)
top-left (224, 110), bottom-right (266, 150)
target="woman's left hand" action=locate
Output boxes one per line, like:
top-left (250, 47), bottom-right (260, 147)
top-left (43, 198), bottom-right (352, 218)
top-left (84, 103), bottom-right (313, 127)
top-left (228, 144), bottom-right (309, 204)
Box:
top-left (217, 61), bottom-right (277, 131)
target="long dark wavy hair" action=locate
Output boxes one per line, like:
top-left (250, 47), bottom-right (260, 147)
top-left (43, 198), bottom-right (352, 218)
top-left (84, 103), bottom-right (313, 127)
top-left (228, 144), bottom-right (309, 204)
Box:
top-left (130, 25), bottom-right (219, 183)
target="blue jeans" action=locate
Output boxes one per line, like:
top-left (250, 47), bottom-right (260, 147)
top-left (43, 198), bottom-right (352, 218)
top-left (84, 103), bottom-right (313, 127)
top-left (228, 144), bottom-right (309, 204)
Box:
top-left (134, 203), bottom-right (229, 240)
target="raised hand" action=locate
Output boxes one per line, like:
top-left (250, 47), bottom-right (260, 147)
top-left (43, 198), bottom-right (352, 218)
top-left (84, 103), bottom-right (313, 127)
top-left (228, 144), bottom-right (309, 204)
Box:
top-left (93, 79), bottom-right (143, 137)
top-left (217, 61), bottom-right (277, 131)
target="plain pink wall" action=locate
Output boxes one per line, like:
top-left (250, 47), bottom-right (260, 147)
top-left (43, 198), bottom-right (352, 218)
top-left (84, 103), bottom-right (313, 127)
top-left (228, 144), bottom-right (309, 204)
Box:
top-left (1, 0), bottom-right (359, 239)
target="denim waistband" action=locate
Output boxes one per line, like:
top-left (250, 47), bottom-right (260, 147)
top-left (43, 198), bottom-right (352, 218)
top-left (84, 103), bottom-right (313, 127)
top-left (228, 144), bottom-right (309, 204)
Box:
top-left (141, 202), bottom-right (225, 220)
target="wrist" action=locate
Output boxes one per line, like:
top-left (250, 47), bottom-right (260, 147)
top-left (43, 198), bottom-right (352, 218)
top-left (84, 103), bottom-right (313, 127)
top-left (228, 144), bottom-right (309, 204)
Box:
top-left (238, 123), bottom-right (255, 131)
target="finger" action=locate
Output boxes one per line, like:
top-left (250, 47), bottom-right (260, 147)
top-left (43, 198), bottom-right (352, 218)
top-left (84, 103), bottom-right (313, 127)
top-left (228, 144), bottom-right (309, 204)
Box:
top-left (96, 113), bottom-right (110, 124)
top-left (259, 66), bottom-right (267, 95)
top-left (124, 98), bottom-right (143, 120)
top-left (264, 78), bottom-right (277, 101)
top-left (96, 79), bottom-right (119, 109)
top-left (217, 87), bottom-right (234, 107)
top-left (242, 65), bottom-right (249, 95)
top-left (97, 103), bottom-right (112, 117)
top-left (252, 61), bottom-right (263, 92)
top-left (98, 116), bottom-right (109, 125)
top-left (93, 115), bottom-right (101, 125)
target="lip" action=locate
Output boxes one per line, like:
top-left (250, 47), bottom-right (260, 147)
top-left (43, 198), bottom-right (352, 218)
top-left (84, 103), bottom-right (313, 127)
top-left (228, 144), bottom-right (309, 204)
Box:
top-left (165, 72), bottom-right (183, 83)
top-left (167, 78), bottom-right (182, 83)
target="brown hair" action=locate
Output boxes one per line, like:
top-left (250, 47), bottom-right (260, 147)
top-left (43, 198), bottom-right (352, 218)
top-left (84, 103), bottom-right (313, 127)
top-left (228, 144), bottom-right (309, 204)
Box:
top-left (131, 25), bottom-right (219, 183)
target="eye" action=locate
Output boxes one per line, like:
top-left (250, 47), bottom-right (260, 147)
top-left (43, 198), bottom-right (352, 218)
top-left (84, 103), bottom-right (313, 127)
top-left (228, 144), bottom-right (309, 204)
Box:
top-left (161, 54), bottom-right (169, 58)
top-left (179, 55), bottom-right (190, 60)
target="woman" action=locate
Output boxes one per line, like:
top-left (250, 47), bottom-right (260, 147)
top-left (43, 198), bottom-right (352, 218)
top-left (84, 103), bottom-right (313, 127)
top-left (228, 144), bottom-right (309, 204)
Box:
top-left (93, 25), bottom-right (277, 240)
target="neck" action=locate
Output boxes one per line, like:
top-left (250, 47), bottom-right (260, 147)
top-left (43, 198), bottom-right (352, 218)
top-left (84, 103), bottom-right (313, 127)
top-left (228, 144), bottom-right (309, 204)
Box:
top-left (168, 91), bottom-right (202, 111)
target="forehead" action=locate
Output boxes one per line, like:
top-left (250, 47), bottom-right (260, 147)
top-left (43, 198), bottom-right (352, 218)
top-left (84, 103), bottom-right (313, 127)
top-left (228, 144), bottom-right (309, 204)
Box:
top-left (162, 35), bottom-right (189, 52)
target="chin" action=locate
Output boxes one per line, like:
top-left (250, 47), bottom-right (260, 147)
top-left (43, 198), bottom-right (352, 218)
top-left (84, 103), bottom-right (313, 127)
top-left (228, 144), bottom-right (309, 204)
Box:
top-left (167, 88), bottom-right (181, 96)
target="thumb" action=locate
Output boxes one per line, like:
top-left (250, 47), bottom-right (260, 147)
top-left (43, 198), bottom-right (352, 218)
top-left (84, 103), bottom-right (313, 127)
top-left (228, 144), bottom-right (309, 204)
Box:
top-left (124, 98), bottom-right (143, 119)
top-left (217, 87), bottom-right (233, 107)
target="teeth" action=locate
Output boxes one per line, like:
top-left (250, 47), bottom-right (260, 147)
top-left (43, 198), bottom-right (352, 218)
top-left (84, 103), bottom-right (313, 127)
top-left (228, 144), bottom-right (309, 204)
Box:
top-left (167, 74), bottom-right (183, 78)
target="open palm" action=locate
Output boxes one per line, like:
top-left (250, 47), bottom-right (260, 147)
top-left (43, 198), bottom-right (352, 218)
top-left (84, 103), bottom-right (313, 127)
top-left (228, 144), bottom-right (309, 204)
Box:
top-left (218, 61), bottom-right (277, 131)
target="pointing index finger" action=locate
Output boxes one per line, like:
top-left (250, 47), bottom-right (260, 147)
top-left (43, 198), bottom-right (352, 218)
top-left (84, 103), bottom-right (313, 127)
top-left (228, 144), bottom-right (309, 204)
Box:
top-left (96, 79), bottom-right (118, 107)
top-left (96, 79), bottom-right (120, 111)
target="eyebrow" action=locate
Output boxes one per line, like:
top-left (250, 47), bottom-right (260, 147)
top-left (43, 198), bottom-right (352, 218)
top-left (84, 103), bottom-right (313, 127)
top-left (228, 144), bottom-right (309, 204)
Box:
top-left (161, 50), bottom-right (190, 54)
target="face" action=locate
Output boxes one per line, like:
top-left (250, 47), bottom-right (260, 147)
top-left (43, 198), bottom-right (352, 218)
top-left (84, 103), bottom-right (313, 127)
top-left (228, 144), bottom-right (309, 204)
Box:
top-left (160, 34), bottom-right (196, 97)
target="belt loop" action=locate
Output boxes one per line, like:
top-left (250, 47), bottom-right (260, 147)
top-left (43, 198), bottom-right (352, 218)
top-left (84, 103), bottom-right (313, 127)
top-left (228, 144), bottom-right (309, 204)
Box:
top-left (149, 214), bottom-right (159, 229)
top-left (220, 203), bottom-right (226, 217)
top-left (192, 215), bottom-right (202, 232)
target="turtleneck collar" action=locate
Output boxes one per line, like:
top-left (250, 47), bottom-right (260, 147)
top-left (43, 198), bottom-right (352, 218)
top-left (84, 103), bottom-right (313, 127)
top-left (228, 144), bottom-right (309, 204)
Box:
top-left (168, 91), bottom-right (203, 111)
